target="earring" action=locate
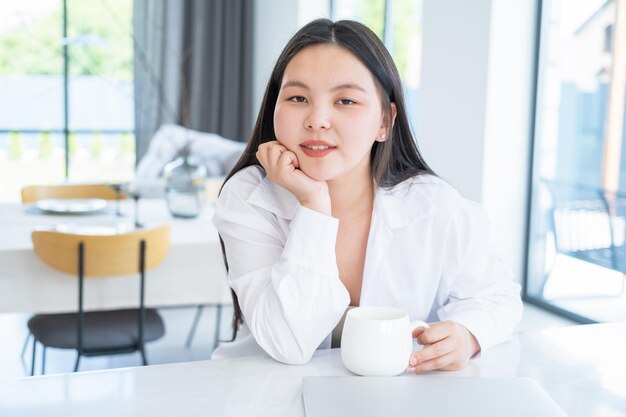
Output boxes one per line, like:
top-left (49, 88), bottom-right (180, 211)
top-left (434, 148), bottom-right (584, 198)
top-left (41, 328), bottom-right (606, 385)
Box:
top-left (380, 133), bottom-right (386, 139)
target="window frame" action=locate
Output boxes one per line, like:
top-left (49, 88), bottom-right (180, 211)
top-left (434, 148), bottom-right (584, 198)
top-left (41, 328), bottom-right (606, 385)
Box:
top-left (0, 0), bottom-right (134, 180)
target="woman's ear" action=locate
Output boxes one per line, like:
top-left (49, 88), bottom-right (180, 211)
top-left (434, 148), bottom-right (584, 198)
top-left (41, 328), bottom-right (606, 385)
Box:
top-left (376, 102), bottom-right (397, 142)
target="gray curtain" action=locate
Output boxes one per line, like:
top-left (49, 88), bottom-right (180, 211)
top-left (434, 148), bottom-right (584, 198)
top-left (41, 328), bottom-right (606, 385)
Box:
top-left (133, 0), bottom-right (253, 164)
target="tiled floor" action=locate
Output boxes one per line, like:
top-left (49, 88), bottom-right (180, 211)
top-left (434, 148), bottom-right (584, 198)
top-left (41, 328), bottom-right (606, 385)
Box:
top-left (0, 302), bottom-right (575, 380)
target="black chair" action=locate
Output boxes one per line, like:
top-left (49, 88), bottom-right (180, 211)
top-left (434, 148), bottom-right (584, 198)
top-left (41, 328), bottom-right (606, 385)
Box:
top-left (542, 179), bottom-right (626, 295)
top-left (184, 304), bottom-right (223, 349)
top-left (27, 225), bottom-right (170, 375)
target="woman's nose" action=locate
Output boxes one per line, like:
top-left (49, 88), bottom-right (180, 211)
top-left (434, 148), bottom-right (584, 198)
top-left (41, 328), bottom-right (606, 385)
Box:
top-left (304, 105), bottom-right (331, 130)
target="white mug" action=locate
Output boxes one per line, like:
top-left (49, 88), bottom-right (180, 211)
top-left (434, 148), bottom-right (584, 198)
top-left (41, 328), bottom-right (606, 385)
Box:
top-left (340, 306), bottom-right (429, 376)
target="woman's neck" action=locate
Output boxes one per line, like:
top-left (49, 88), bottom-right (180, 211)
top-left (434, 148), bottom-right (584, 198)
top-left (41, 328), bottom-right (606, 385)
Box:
top-left (327, 170), bottom-right (374, 219)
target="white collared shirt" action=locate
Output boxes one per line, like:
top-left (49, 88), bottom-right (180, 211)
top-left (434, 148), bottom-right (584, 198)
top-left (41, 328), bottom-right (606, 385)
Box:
top-left (212, 166), bottom-right (523, 364)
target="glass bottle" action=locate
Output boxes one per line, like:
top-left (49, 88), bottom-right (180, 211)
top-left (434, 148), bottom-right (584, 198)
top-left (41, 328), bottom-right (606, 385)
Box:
top-left (163, 147), bottom-right (207, 218)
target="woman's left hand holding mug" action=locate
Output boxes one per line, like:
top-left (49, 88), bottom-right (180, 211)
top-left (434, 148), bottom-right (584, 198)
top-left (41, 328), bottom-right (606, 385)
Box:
top-left (407, 320), bottom-right (480, 373)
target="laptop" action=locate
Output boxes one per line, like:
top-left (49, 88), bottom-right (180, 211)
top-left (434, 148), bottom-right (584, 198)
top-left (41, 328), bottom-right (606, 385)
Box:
top-left (302, 376), bottom-right (568, 417)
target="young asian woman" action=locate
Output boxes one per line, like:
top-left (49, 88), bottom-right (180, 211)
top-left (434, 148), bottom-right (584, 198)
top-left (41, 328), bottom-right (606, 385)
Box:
top-left (212, 18), bottom-right (523, 372)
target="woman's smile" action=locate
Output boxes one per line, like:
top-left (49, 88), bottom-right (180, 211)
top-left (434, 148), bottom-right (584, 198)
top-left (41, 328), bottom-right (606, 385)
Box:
top-left (300, 139), bottom-right (337, 158)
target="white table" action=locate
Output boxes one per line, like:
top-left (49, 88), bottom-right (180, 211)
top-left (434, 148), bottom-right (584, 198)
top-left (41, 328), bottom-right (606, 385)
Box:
top-left (0, 199), bottom-right (231, 313)
top-left (0, 322), bottom-right (624, 417)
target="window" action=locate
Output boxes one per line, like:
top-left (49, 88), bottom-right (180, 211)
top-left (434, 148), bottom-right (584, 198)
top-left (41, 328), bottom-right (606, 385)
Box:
top-left (525, 0), bottom-right (626, 322)
top-left (0, 0), bottom-right (135, 202)
top-left (330, 0), bottom-right (423, 129)
top-left (604, 23), bottom-right (613, 52)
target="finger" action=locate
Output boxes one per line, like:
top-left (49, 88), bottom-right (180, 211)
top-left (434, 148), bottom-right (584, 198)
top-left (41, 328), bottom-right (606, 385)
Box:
top-left (410, 337), bottom-right (454, 366)
top-left (258, 140), bottom-right (280, 150)
top-left (416, 321), bottom-right (454, 345)
top-left (256, 147), bottom-right (269, 170)
top-left (409, 351), bottom-right (457, 373)
top-left (412, 326), bottom-right (427, 338)
top-left (268, 143), bottom-right (286, 168)
top-left (277, 150), bottom-right (299, 172)
top-left (256, 141), bottom-right (276, 167)
top-left (257, 141), bottom-right (281, 162)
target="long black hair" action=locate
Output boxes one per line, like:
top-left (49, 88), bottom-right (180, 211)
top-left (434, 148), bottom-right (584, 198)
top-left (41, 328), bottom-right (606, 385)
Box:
top-left (220, 18), bottom-right (435, 340)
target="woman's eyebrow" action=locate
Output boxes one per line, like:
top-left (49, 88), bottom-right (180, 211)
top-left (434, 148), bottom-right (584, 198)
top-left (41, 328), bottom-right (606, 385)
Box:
top-left (282, 80), bottom-right (309, 89)
top-left (331, 83), bottom-right (367, 93)
top-left (281, 80), bottom-right (367, 93)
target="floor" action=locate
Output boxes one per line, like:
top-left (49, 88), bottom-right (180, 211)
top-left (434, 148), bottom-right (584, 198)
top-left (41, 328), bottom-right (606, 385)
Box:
top-left (536, 255), bottom-right (626, 322)
top-left (0, 303), bottom-right (575, 380)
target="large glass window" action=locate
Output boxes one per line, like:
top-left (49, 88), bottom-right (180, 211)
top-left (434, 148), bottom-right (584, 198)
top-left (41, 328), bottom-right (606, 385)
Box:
top-left (331, 0), bottom-right (423, 128)
top-left (526, 0), bottom-right (626, 322)
top-left (0, 0), bottom-right (135, 202)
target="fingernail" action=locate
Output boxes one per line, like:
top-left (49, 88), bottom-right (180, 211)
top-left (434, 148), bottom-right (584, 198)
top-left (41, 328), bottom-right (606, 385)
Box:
top-left (409, 357), bottom-right (417, 366)
top-left (407, 366), bottom-right (415, 373)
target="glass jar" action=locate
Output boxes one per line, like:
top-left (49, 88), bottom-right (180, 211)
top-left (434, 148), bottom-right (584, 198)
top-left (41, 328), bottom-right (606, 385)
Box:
top-left (163, 152), bottom-right (207, 218)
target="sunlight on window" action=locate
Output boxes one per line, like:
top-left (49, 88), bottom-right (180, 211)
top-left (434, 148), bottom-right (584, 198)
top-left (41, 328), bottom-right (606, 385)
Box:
top-left (0, 0), bottom-right (135, 202)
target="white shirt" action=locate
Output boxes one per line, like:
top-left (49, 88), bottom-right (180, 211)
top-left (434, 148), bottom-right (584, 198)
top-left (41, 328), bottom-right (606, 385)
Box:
top-left (212, 166), bottom-right (523, 365)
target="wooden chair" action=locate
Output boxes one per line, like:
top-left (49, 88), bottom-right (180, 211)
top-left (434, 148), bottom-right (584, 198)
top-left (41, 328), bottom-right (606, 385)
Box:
top-left (19, 183), bottom-right (127, 362)
top-left (27, 225), bottom-right (170, 375)
top-left (21, 184), bottom-right (125, 203)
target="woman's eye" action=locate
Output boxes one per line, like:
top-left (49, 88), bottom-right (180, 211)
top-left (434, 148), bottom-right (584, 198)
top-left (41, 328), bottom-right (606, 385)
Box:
top-left (288, 96), bottom-right (307, 103)
top-left (337, 98), bottom-right (356, 105)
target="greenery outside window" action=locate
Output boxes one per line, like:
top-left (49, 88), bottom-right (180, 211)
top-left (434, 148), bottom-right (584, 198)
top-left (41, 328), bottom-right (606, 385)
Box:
top-left (0, 0), bottom-right (135, 202)
top-left (331, 0), bottom-right (423, 129)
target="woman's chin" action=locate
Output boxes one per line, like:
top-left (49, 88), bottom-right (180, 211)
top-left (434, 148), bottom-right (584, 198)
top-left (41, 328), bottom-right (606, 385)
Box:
top-left (299, 166), bottom-right (334, 182)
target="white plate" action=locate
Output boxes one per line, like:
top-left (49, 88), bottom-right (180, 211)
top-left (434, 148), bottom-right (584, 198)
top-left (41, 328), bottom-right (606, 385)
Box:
top-left (53, 222), bottom-right (136, 235)
top-left (36, 198), bottom-right (108, 214)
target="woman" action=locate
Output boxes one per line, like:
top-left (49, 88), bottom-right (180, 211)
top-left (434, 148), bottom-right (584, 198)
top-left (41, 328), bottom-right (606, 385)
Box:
top-left (213, 19), bottom-right (522, 372)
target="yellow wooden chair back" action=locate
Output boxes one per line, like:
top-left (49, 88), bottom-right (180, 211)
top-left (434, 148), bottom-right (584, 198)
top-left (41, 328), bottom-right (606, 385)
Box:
top-left (21, 184), bottom-right (125, 203)
top-left (31, 225), bottom-right (170, 277)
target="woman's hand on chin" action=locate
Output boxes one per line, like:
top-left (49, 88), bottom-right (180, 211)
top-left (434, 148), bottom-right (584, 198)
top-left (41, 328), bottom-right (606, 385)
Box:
top-left (257, 141), bottom-right (331, 215)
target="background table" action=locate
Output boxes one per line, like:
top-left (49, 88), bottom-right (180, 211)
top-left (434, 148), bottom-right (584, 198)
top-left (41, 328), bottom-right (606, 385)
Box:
top-left (0, 322), bottom-right (624, 417)
top-left (0, 199), bottom-right (231, 313)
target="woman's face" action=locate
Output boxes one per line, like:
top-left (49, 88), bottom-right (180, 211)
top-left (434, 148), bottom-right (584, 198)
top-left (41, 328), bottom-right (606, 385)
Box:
top-left (273, 44), bottom-right (393, 183)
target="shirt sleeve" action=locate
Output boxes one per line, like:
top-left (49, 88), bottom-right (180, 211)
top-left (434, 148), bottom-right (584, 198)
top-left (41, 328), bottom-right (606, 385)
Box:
top-left (436, 200), bottom-right (523, 354)
top-left (213, 171), bottom-right (350, 365)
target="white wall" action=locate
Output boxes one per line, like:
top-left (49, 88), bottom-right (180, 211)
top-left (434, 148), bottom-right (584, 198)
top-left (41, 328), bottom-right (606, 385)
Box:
top-left (419, 0), bottom-right (538, 283)
top-left (418, 0), bottom-right (492, 202)
top-left (482, 0), bottom-right (538, 284)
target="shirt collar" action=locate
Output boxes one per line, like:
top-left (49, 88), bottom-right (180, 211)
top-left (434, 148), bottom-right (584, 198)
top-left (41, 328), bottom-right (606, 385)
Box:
top-left (376, 178), bottom-right (434, 229)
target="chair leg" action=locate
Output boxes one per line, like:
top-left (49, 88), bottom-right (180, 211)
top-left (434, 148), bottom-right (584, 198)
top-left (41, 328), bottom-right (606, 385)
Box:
top-left (30, 338), bottom-right (36, 376)
top-left (213, 304), bottom-right (223, 349)
top-left (41, 346), bottom-right (46, 375)
top-left (185, 305), bottom-right (205, 348)
top-left (74, 353), bottom-right (81, 372)
top-left (140, 346), bottom-right (148, 366)
top-left (21, 333), bottom-right (31, 364)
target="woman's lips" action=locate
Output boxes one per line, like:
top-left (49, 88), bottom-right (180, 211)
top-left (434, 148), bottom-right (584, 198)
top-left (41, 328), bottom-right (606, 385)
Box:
top-left (300, 140), bottom-right (336, 158)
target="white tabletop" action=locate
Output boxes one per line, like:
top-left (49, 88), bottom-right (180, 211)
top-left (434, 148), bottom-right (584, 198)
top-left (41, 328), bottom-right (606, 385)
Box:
top-left (0, 322), bottom-right (624, 417)
top-left (0, 199), bottom-right (231, 313)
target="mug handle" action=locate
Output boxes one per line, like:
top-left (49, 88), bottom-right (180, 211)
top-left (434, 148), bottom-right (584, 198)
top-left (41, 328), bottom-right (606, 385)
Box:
top-left (410, 320), bottom-right (430, 345)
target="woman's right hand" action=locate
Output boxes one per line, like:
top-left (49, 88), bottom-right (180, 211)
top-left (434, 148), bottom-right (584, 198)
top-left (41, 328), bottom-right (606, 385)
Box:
top-left (256, 141), bottom-right (331, 215)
